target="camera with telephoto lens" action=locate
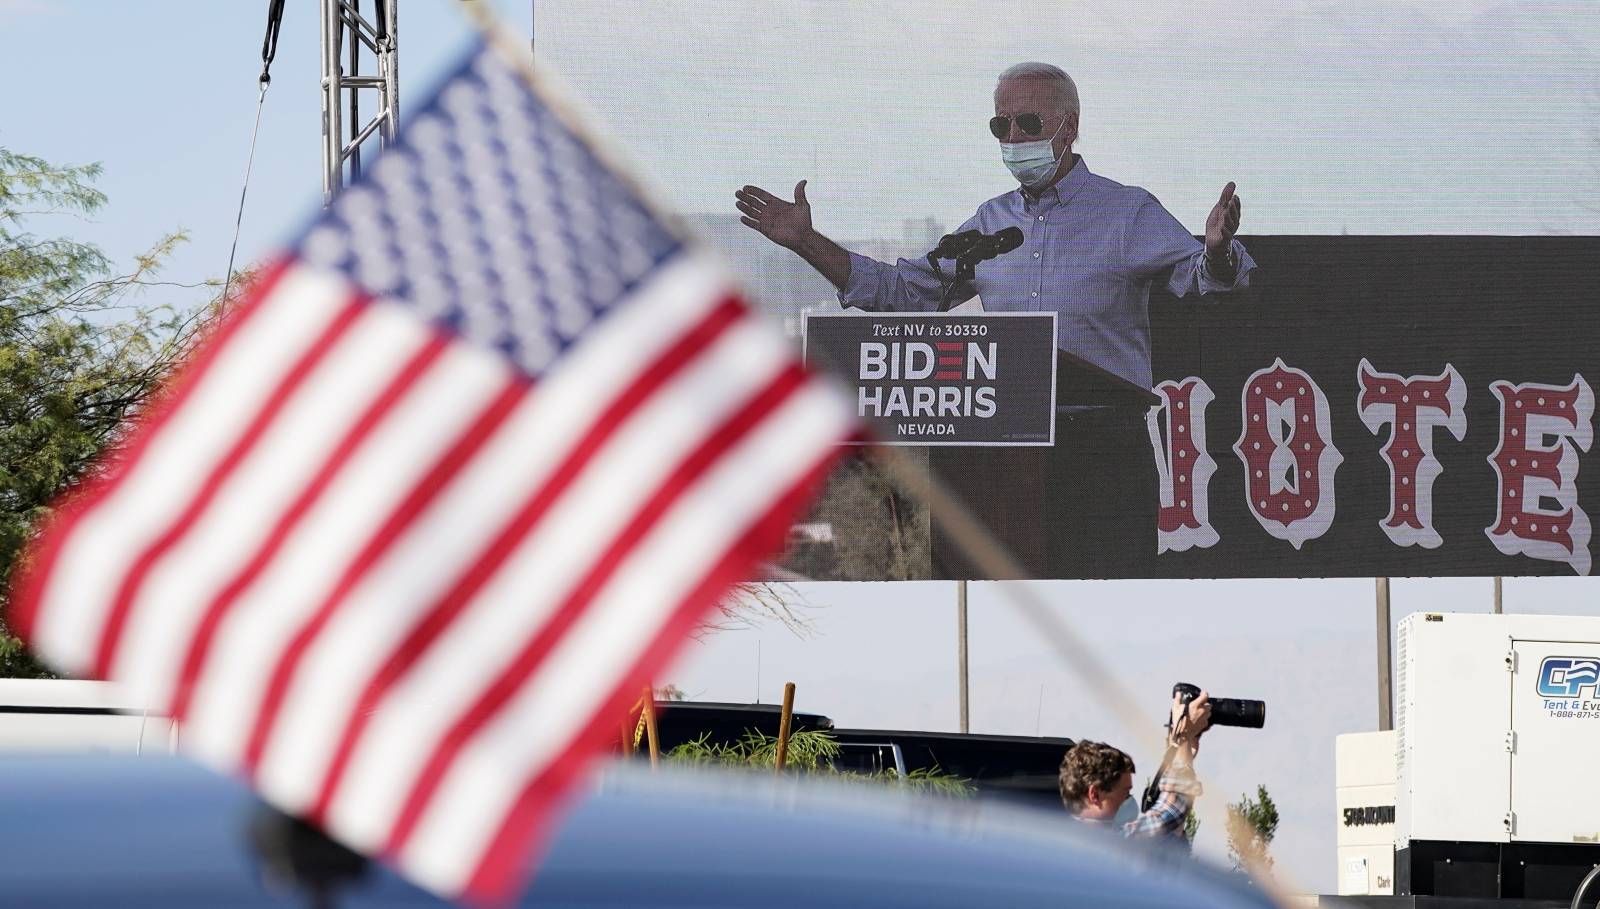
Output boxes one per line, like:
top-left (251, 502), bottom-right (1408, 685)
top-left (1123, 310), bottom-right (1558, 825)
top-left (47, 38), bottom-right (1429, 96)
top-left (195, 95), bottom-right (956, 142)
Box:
top-left (1171, 682), bottom-right (1266, 729)
top-left (1140, 684), bottom-right (1268, 813)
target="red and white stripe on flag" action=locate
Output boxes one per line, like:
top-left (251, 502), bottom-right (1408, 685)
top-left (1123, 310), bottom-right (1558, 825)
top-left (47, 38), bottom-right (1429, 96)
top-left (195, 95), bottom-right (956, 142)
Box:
top-left (9, 41), bottom-right (856, 906)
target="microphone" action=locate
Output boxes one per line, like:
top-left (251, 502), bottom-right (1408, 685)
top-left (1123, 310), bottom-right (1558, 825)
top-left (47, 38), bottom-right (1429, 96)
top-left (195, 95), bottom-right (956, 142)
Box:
top-left (929, 230), bottom-right (984, 260)
top-left (960, 226), bottom-right (1024, 263)
top-left (928, 227), bottom-right (1024, 311)
top-left (991, 226), bottom-right (1024, 255)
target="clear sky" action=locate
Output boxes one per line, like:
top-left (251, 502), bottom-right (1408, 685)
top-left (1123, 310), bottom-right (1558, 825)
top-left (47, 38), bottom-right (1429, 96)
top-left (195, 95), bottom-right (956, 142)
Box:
top-left (4, 0), bottom-right (1600, 895)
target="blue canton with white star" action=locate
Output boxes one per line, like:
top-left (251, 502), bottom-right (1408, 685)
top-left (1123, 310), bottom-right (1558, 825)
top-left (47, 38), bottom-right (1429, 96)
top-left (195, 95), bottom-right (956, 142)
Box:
top-left (299, 42), bottom-right (682, 378)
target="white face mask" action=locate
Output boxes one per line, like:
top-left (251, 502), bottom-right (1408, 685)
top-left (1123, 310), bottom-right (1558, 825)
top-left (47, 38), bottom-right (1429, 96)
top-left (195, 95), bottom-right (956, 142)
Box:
top-left (1000, 114), bottom-right (1069, 188)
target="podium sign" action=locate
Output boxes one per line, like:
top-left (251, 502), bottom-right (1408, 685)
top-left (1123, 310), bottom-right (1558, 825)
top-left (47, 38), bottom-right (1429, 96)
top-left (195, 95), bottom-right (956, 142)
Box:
top-left (803, 312), bottom-right (1057, 446)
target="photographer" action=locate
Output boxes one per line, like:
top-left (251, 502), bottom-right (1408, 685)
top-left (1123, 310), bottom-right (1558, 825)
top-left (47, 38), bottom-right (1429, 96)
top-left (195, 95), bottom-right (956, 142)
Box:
top-left (1059, 691), bottom-right (1211, 843)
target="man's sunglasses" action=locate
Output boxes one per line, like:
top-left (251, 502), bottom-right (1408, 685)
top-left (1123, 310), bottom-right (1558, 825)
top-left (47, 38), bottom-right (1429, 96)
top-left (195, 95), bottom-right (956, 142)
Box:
top-left (988, 112), bottom-right (1045, 140)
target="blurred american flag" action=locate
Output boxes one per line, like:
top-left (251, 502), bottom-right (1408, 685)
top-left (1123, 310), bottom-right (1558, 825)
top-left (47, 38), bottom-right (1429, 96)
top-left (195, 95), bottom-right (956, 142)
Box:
top-left (13, 40), bottom-right (854, 904)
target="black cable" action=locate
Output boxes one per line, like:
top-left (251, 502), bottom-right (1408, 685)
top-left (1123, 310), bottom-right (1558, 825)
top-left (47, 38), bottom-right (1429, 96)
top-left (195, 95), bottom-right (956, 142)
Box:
top-left (260, 0), bottom-right (286, 86)
top-left (221, 0), bottom-right (283, 311)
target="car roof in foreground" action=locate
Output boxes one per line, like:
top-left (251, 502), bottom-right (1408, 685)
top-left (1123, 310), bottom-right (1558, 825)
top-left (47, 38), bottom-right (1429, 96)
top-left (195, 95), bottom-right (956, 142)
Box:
top-left (0, 754), bottom-right (1274, 908)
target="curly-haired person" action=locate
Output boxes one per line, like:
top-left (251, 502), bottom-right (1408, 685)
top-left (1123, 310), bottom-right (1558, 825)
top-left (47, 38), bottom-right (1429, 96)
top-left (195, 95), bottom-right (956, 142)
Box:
top-left (1059, 691), bottom-right (1210, 842)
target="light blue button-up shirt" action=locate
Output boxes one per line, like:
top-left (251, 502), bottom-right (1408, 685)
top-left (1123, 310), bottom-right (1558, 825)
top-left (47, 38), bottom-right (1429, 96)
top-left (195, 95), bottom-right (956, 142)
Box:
top-left (838, 157), bottom-right (1255, 393)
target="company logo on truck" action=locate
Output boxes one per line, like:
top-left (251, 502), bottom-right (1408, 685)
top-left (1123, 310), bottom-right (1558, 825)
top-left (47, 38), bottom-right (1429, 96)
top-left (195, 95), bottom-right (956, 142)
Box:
top-left (1537, 657), bottom-right (1600, 698)
top-left (1536, 656), bottom-right (1600, 718)
top-left (1536, 656), bottom-right (1600, 719)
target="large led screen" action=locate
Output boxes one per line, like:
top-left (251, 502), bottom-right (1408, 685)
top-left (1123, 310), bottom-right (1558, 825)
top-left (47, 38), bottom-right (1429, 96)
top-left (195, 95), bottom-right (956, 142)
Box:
top-left (534, 1), bottom-right (1600, 579)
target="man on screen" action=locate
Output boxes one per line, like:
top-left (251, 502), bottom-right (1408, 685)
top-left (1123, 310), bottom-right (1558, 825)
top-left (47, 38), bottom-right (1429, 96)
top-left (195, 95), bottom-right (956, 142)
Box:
top-left (735, 61), bottom-right (1253, 576)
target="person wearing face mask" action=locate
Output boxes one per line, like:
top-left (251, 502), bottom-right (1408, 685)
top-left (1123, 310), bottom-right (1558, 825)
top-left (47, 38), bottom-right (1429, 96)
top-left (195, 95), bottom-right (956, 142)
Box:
top-left (734, 62), bottom-right (1253, 578)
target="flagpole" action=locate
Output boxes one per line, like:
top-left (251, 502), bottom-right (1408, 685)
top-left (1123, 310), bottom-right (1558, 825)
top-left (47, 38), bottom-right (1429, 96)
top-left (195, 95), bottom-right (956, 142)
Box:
top-left (866, 448), bottom-right (1152, 749)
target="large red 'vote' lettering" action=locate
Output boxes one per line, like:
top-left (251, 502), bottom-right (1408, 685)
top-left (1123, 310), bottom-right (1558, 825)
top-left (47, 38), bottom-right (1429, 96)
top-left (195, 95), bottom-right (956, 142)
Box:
top-left (1233, 359), bottom-right (1343, 549)
top-left (1149, 378), bottom-right (1219, 553)
top-left (1486, 376), bottom-right (1594, 575)
top-left (1356, 360), bottom-right (1466, 549)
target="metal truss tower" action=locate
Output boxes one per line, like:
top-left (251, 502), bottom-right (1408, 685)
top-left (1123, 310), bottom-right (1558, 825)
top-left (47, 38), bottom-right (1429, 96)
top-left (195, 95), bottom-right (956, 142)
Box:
top-left (320, 0), bottom-right (399, 205)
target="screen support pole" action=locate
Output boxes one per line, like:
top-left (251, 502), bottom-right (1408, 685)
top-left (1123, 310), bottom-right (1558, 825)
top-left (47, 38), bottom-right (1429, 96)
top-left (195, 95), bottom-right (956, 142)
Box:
top-left (957, 580), bottom-right (969, 733)
top-left (1376, 577), bottom-right (1393, 731)
top-left (320, 0), bottom-right (399, 206)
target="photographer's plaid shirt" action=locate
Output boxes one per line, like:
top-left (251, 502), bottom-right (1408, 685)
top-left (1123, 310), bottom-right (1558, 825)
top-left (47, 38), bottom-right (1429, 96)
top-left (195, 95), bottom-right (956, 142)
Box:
top-left (1124, 766), bottom-right (1203, 840)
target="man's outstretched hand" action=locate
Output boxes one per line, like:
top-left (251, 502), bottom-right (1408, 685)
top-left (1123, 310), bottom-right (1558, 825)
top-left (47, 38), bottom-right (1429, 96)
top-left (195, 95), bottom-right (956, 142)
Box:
top-left (733, 179), bottom-right (851, 290)
top-left (1205, 181), bottom-right (1242, 258)
top-left (736, 180), bottom-right (814, 251)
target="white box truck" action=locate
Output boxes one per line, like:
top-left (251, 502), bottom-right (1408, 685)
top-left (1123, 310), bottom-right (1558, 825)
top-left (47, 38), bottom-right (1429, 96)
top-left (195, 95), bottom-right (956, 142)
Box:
top-left (1394, 611), bottom-right (1600, 900)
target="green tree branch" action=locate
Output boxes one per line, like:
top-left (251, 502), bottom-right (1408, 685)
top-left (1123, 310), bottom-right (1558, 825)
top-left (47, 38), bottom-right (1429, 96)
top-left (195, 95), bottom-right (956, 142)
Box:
top-left (0, 147), bottom-right (232, 677)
